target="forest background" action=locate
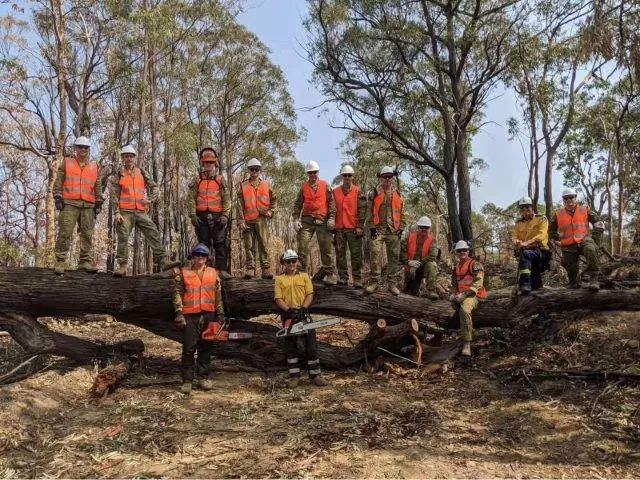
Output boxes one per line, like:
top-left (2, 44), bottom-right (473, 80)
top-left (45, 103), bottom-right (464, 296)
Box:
top-left (1, 0), bottom-right (639, 276)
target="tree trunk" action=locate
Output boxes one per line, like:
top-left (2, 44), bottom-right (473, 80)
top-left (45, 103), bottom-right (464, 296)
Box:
top-left (445, 176), bottom-right (462, 243)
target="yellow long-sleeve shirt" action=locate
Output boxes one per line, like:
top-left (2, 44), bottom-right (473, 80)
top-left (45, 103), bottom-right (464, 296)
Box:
top-left (512, 214), bottom-right (549, 249)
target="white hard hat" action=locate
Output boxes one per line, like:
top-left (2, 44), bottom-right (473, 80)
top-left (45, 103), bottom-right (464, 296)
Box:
top-left (562, 188), bottom-right (577, 198)
top-left (380, 166), bottom-right (394, 176)
top-left (282, 249), bottom-right (299, 261)
top-left (454, 240), bottom-right (471, 251)
top-left (305, 160), bottom-right (320, 172)
top-left (518, 196), bottom-right (533, 207)
top-left (417, 216), bottom-right (432, 227)
top-left (74, 136), bottom-right (91, 147)
top-left (247, 158), bottom-right (262, 169)
top-left (340, 164), bottom-right (355, 175)
top-left (593, 221), bottom-right (605, 230)
top-left (120, 145), bottom-right (137, 156)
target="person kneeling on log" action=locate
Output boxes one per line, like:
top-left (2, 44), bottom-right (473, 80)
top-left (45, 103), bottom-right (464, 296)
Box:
top-left (275, 249), bottom-right (328, 388)
top-left (401, 215), bottom-right (439, 300)
top-left (173, 243), bottom-right (224, 394)
top-left (450, 240), bottom-right (487, 357)
top-left (511, 196), bottom-right (550, 294)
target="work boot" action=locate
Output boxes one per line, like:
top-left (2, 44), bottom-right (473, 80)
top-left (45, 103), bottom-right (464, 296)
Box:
top-left (180, 382), bottom-right (192, 394)
top-left (113, 264), bottom-right (127, 277)
top-left (78, 262), bottom-right (98, 273)
top-left (311, 376), bottom-right (328, 387)
top-left (519, 284), bottom-right (532, 295)
top-left (261, 269), bottom-right (273, 280)
top-left (426, 291), bottom-right (439, 301)
top-left (218, 270), bottom-right (232, 280)
top-left (54, 261), bottom-right (66, 275)
top-left (388, 285), bottom-right (400, 296)
top-left (287, 377), bottom-right (300, 389)
top-left (365, 283), bottom-right (379, 294)
top-left (160, 260), bottom-right (181, 271)
top-left (243, 272), bottom-right (254, 279)
top-left (461, 342), bottom-right (471, 357)
top-left (353, 281), bottom-right (364, 289)
top-left (323, 274), bottom-right (338, 286)
top-left (196, 379), bottom-right (213, 391)
top-left (586, 281), bottom-right (600, 292)
top-left (336, 278), bottom-right (347, 286)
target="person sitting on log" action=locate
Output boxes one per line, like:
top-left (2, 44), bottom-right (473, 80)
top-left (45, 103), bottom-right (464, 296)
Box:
top-left (173, 243), bottom-right (224, 395)
top-left (549, 188), bottom-right (601, 291)
top-left (401, 215), bottom-right (439, 299)
top-left (450, 240), bottom-right (487, 357)
top-left (511, 196), bottom-right (550, 294)
top-left (274, 249), bottom-right (328, 388)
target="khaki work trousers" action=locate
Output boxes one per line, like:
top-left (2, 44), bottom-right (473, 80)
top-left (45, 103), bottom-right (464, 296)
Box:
top-left (335, 229), bottom-right (363, 283)
top-left (369, 231), bottom-right (401, 287)
top-left (55, 204), bottom-right (95, 263)
top-left (404, 261), bottom-right (438, 295)
top-left (297, 218), bottom-right (335, 275)
top-left (116, 211), bottom-right (165, 266)
top-left (243, 217), bottom-right (271, 270)
top-left (454, 296), bottom-right (479, 342)
top-left (561, 237), bottom-right (600, 286)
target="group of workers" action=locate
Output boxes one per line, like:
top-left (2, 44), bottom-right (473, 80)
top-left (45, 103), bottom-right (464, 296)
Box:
top-left (51, 136), bottom-right (604, 392)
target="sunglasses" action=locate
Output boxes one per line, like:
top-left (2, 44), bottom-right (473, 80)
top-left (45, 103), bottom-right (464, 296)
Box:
top-left (249, 167), bottom-right (261, 172)
top-left (284, 259), bottom-right (297, 264)
top-left (192, 253), bottom-right (208, 258)
top-left (76, 146), bottom-right (89, 150)
top-left (456, 249), bottom-right (469, 253)
top-left (308, 171), bottom-right (319, 174)
top-left (419, 226), bottom-right (430, 230)
top-left (342, 174), bottom-right (353, 178)
top-left (563, 196), bottom-right (576, 200)
top-left (381, 175), bottom-right (393, 179)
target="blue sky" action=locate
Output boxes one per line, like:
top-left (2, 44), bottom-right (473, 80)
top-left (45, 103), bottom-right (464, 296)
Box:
top-left (238, 0), bottom-right (566, 209)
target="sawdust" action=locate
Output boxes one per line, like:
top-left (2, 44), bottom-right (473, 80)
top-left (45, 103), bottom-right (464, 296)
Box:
top-left (0, 312), bottom-right (639, 478)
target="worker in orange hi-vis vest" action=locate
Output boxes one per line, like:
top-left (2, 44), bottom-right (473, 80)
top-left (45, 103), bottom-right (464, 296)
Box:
top-left (450, 240), bottom-right (487, 357)
top-left (52, 136), bottom-right (103, 274)
top-left (172, 243), bottom-right (224, 395)
top-left (291, 160), bottom-right (337, 285)
top-left (236, 158), bottom-right (277, 279)
top-left (111, 145), bottom-right (178, 276)
top-left (366, 166), bottom-right (405, 295)
top-left (333, 165), bottom-right (367, 288)
top-left (401, 216), bottom-right (439, 300)
top-left (188, 147), bottom-right (231, 279)
top-left (549, 188), bottom-right (601, 291)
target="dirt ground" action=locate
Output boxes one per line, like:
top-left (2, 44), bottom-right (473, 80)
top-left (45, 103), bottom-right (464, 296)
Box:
top-left (1, 311), bottom-right (639, 478)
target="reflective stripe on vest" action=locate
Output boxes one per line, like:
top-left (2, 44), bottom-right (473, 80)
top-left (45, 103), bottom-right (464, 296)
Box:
top-left (118, 167), bottom-right (146, 211)
top-left (372, 190), bottom-right (403, 230)
top-left (455, 259), bottom-right (487, 299)
top-left (61, 157), bottom-right (97, 203)
top-left (242, 179), bottom-right (271, 221)
top-left (556, 205), bottom-right (589, 246)
top-left (333, 185), bottom-right (359, 229)
top-left (196, 176), bottom-right (223, 213)
top-left (181, 267), bottom-right (217, 314)
top-left (302, 180), bottom-right (329, 220)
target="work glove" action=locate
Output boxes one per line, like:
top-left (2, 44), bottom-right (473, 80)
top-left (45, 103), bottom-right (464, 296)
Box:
top-left (190, 215), bottom-right (201, 227)
top-left (370, 228), bottom-right (378, 239)
top-left (355, 227), bottom-right (364, 237)
top-left (238, 220), bottom-right (247, 231)
top-left (54, 196), bottom-right (63, 211)
top-left (293, 220), bottom-right (302, 231)
top-left (115, 212), bottom-right (124, 224)
top-left (174, 312), bottom-right (186, 328)
top-left (326, 218), bottom-right (335, 231)
top-left (219, 215), bottom-right (228, 226)
top-left (396, 229), bottom-right (403, 237)
top-left (408, 260), bottom-right (421, 269)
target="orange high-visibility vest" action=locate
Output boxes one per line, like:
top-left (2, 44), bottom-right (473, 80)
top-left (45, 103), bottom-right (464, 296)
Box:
top-left (302, 180), bottom-right (329, 220)
top-left (556, 205), bottom-right (589, 247)
top-left (196, 175), bottom-right (224, 213)
top-left (333, 185), bottom-right (359, 229)
top-left (408, 232), bottom-right (433, 260)
top-left (61, 157), bottom-right (98, 203)
top-left (241, 179), bottom-right (271, 221)
top-left (118, 167), bottom-right (146, 211)
top-left (372, 190), bottom-right (403, 231)
top-left (181, 267), bottom-right (218, 314)
top-left (455, 259), bottom-right (487, 299)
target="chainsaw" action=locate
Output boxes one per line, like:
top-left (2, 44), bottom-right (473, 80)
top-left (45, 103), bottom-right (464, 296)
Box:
top-left (276, 311), bottom-right (341, 337)
top-left (201, 317), bottom-right (252, 342)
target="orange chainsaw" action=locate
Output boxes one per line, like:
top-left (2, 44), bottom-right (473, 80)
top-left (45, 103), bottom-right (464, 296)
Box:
top-left (201, 318), bottom-right (252, 342)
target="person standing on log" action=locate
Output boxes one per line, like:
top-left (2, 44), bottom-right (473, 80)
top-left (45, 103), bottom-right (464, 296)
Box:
top-left (275, 249), bottom-right (328, 388)
top-left (366, 166), bottom-right (405, 295)
top-left (52, 136), bottom-right (103, 274)
top-left (237, 158), bottom-right (276, 279)
top-left (450, 240), bottom-right (487, 357)
top-left (111, 145), bottom-right (177, 276)
top-left (511, 196), bottom-right (550, 294)
top-left (333, 165), bottom-right (366, 288)
top-left (292, 161), bottom-right (337, 285)
top-left (188, 147), bottom-right (231, 279)
top-left (173, 243), bottom-right (224, 394)
top-left (549, 188), bottom-right (600, 291)
top-left (401, 216), bottom-right (439, 300)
